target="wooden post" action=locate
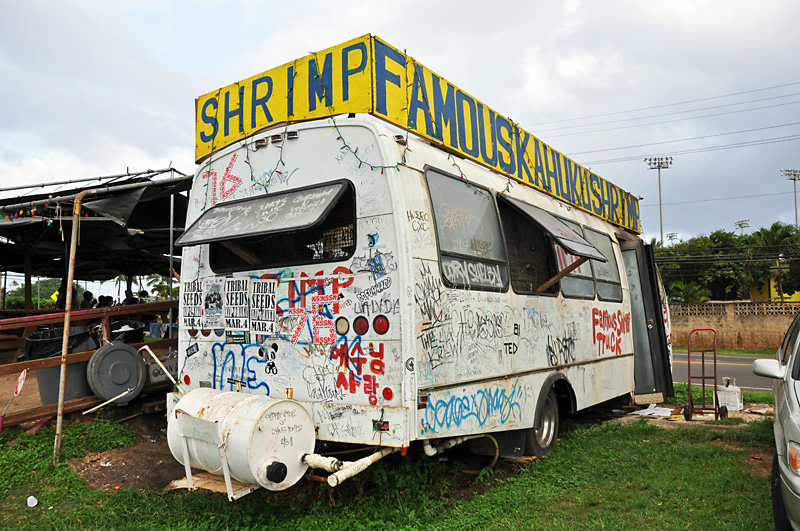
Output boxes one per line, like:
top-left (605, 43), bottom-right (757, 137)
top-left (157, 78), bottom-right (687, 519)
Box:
top-left (53, 189), bottom-right (96, 467)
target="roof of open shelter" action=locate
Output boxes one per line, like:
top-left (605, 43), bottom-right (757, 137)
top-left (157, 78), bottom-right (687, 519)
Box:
top-left (0, 169), bottom-right (191, 281)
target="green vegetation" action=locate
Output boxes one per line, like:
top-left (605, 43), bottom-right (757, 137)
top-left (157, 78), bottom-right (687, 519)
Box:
top-left (673, 346), bottom-right (774, 357)
top-left (667, 382), bottom-right (774, 406)
top-left (657, 220), bottom-right (800, 302)
top-left (0, 415), bottom-right (774, 530)
top-left (1, 278), bottom-right (87, 310)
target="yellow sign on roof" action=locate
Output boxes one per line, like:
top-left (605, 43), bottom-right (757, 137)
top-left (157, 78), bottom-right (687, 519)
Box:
top-left (195, 34), bottom-right (640, 233)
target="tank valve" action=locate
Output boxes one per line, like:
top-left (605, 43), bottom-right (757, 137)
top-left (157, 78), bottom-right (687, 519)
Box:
top-left (264, 460), bottom-right (288, 484)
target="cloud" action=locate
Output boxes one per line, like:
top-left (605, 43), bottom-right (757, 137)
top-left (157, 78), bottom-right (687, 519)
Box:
top-left (1, 0), bottom-right (799, 241)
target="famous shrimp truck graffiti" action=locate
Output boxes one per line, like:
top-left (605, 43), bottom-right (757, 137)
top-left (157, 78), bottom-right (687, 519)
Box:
top-left (166, 34), bottom-right (673, 499)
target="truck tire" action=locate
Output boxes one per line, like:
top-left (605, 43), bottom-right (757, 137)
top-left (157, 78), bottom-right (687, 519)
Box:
top-left (525, 387), bottom-right (559, 457)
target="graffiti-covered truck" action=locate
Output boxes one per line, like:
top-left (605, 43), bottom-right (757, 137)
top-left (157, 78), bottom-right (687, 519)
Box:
top-left (166, 34), bottom-right (673, 499)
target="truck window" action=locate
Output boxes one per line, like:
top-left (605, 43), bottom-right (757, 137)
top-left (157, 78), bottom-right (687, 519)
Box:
top-left (194, 181), bottom-right (356, 272)
top-left (556, 219), bottom-right (595, 299)
top-left (497, 198), bottom-right (558, 295)
top-left (782, 313), bottom-right (800, 365)
top-left (583, 228), bottom-right (623, 302)
top-left (425, 168), bottom-right (508, 291)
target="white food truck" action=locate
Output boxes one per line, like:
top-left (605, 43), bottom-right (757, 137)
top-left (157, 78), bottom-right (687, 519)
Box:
top-left (165, 34), bottom-right (673, 499)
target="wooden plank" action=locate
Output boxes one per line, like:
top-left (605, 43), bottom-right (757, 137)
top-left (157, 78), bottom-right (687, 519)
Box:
top-left (166, 472), bottom-right (258, 500)
top-left (0, 338), bottom-right (178, 377)
top-left (2, 396), bottom-right (102, 427)
top-left (0, 300), bottom-right (178, 331)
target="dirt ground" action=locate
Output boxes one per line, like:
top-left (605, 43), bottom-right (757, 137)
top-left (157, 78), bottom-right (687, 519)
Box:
top-left (65, 398), bottom-right (186, 493)
top-left (0, 369), bottom-right (43, 414)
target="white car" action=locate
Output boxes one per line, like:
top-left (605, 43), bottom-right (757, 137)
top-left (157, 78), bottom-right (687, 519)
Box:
top-left (753, 312), bottom-right (800, 530)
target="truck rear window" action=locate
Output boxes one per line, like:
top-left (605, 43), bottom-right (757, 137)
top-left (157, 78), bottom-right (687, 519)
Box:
top-left (207, 181), bottom-right (356, 272)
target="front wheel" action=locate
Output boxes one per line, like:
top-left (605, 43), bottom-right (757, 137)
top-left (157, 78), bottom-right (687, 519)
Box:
top-left (525, 388), bottom-right (559, 457)
top-left (772, 452), bottom-right (792, 531)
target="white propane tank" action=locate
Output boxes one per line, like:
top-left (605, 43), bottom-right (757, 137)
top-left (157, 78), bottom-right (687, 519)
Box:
top-left (167, 388), bottom-right (315, 491)
top-left (716, 377), bottom-right (743, 412)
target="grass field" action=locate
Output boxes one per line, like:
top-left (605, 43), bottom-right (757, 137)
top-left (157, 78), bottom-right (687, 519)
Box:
top-left (672, 347), bottom-right (774, 357)
top-left (667, 382), bottom-right (774, 406)
top-left (0, 409), bottom-right (776, 530)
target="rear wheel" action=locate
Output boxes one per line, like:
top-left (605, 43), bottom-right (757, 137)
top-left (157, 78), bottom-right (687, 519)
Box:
top-left (773, 452), bottom-right (792, 531)
top-left (525, 388), bottom-right (559, 457)
top-left (683, 404), bottom-right (693, 421)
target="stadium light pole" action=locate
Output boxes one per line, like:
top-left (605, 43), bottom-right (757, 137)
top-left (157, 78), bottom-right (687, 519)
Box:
top-left (644, 157), bottom-right (673, 244)
top-left (734, 219), bottom-right (750, 235)
top-left (782, 169), bottom-right (800, 230)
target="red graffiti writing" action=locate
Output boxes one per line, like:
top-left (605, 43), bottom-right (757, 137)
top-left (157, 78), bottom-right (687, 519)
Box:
top-left (592, 308), bottom-right (631, 356)
top-left (279, 266), bottom-right (354, 315)
top-left (203, 153), bottom-right (242, 206)
top-left (333, 341), bottom-right (385, 405)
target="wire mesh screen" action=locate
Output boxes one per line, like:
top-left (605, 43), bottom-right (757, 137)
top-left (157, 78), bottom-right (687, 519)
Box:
top-left (210, 184), bottom-right (356, 272)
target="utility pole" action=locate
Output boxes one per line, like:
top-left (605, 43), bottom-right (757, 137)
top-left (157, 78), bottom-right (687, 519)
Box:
top-left (644, 157), bottom-right (673, 244)
top-left (666, 232), bottom-right (678, 245)
top-left (782, 169), bottom-right (800, 230)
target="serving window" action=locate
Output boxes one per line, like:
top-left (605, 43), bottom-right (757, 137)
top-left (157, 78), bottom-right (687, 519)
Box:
top-left (499, 196), bottom-right (605, 297)
top-left (177, 180), bottom-right (356, 272)
top-left (497, 199), bottom-right (557, 295)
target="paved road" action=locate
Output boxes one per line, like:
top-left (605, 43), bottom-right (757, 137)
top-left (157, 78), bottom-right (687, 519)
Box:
top-left (672, 352), bottom-right (775, 391)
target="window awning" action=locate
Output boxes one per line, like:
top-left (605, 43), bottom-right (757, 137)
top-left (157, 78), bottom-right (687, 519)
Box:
top-left (176, 181), bottom-right (346, 247)
top-left (500, 195), bottom-right (607, 263)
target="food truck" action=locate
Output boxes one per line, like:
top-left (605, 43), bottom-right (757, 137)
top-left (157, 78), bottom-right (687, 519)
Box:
top-left (166, 34), bottom-right (673, 499)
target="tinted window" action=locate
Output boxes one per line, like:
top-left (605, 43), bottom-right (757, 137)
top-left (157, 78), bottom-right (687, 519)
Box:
top-left (782, 313), bottom-right (800, 365)
top-left (426, 168), bottom-right (508, 291)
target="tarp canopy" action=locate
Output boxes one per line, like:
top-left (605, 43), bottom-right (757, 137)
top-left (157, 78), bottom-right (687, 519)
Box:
top-left (0, 169), bottom-right (191, 282)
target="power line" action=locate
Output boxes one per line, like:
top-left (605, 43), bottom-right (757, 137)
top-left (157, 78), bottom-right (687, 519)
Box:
top-left (566, 121), bottom-right (800, 156)
top-left (579, 134), bottom-right (800, 165)
top-left (525, 81), bottom-right (800, 127)
top-left (641, 191), bottom-right (793, 208)
top-left (544, 100), bottom-right (800, 139)
top-left (535, 92), bottom-right (800, 133)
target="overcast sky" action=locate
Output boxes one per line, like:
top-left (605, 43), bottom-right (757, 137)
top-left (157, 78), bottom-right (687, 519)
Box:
top-left (2, 0), bottom-right (799, 247)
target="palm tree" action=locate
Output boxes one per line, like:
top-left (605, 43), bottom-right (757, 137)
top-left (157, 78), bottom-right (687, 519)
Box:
top-left (752, 222), bottom-right (800, 302)
top-left (145, 274), bottom-right (175, 300)
top-left (668, 280), bottom-right (711, 304)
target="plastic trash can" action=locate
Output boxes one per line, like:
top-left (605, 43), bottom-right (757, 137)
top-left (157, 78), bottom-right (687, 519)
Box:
top-left (22, 327), bottom-right (98, 405)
